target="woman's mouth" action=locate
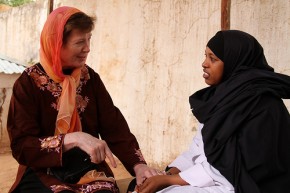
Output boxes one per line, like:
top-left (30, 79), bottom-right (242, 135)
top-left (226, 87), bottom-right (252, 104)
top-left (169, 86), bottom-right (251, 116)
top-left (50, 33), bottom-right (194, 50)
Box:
top-left (78, 56), bottom-right (87, 61)
top-left (203, 70), bottom-right (209, 79)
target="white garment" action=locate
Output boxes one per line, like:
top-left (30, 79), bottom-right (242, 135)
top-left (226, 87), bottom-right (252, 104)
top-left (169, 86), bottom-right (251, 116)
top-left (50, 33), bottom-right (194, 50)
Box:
top-left (158, 124), bottom-right (234, 193)
top-left (157, 185), bottom-right (232, 193)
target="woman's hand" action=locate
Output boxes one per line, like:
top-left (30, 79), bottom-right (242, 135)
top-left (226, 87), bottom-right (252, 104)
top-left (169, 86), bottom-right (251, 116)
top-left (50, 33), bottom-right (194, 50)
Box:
top-left (139, 173), bottom-right (188, 193)
top-left (63, 132), bottom-right (117, 168)
top-left (134, 164), bottom-right (165, 185)
top-left (138, 175), bottom-right (172, 193)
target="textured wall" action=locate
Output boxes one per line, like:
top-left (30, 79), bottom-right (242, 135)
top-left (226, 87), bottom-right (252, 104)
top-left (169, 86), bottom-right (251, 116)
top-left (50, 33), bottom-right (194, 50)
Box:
top-left (0, 74), bottom-right (19, 153)
top-left (53, 0), bottom-right (220, 167)
top-left (0, 0), bottom-right (289, 167)
top-left (231, 0), bottom-right (290, 109)
top-left (0, 0), bottom-right (47, 65)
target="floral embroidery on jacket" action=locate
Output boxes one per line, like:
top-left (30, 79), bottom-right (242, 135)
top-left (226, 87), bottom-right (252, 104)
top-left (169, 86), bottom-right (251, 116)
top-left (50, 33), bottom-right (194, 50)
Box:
top-left (80, 181), bottom-right (119, 193)
top-left (50, 181), bottom-right (119, 193)
top-left (29, 70), bottom-right (61, 97)
top-left (39, 135), bottom-right (63, 153)
top-left (26, 64), bottom-right (90, 113)
top-left (50, 184), bottom-right (74, 193)
top-left (76, 95), bottom-right (89, 113)
top-left (135, 148), bottom-right (146, 162)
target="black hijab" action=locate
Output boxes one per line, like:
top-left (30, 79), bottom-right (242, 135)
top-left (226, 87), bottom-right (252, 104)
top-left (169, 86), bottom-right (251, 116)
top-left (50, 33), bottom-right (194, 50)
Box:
top-left (189, 30), bottom-right (290, 193)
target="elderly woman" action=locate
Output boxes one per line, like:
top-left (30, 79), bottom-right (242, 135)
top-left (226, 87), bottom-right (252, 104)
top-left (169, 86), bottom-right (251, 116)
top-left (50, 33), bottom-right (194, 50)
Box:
top-left (7, 6), bottom-right (159, 193)
top-left (133, 30), bottom-right (290, 193)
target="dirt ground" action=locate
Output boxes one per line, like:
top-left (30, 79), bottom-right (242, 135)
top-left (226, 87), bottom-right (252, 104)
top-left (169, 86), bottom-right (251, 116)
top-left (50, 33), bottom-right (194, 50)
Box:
top-left (0, 152), bottom-right (133, 193)
top-left (0, 152), bottom-right (18, 193)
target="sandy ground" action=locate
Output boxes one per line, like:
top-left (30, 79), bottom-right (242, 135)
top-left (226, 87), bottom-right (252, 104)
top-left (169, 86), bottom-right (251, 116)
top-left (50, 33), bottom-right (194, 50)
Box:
top-left (0, 152), bottom-right (18, 193)
top-left (0, 152), bottom-right (133, 193)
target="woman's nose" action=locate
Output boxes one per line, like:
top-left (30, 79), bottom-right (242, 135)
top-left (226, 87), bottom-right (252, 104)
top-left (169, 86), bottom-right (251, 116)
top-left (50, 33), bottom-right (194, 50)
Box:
top-left (82, 43), bottom-right (90, 53)
top-left (202, 60), bottom-right (208, 68)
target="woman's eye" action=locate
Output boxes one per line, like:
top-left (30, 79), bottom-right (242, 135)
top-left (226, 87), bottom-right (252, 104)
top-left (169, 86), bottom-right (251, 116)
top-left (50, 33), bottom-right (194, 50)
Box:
top-left (210, 57), bottom-right (216, 62)
top-left (76, 41), bottom-right (84, 45)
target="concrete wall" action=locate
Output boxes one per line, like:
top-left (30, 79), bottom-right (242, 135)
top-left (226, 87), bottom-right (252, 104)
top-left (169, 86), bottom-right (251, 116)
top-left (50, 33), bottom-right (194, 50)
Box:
top-left (0, 0), bottom-right (48, 65)
top-left (0, 0), bottom-right (289, 167)
top-left (0, 74), bottom-right (20, 153)
top-left (54, 0), bottom-right (221, 167)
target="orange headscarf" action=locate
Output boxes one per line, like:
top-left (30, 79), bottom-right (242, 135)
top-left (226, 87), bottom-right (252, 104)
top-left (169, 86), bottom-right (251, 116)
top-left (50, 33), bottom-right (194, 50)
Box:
top-left (40, 6), bottom-right (82, 135)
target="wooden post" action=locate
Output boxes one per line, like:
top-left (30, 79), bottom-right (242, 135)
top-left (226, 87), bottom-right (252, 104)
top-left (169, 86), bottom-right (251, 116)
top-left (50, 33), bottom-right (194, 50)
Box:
top-left (221, 0), bottom-right (231, 30)
top-left (48, 0), bottom-right (54, 15)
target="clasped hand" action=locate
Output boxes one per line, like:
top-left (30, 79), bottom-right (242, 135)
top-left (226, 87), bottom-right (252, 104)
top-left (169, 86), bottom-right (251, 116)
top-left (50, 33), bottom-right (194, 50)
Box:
top-left (136, 167), bottom-right (183, 193)
top-left (135, 172), bottom-right (172, 193)
top-left (63, 132), bottom-right (117, 168)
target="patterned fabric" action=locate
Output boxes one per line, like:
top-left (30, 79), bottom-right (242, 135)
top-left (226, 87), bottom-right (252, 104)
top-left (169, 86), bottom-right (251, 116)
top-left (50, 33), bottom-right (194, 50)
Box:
top-left (51, 180), bottom-right (119, 193)
top-left (26, 64), bottom-right (90, 114)
top-left (40, 135), bottom-right (63, 153)
top-left (40, 6), bottom-right (83, 135)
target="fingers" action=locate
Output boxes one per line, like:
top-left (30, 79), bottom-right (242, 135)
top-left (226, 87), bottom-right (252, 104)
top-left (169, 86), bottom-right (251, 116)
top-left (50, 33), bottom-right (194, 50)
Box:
top-left (138, 179), bottom-right (150, 193)
top-left (105, 145), bottom-right (117, 168)
top-left (138, 176), bottom-right (161, 193)
top-left (66, 132), bottom-right (116, 166)
top-left (136, 174), bottom-right (146, 185)
top-left (136, 170), bottom-right (164, 185)
top-left (89, 139), bottom-right (116, 166)
top-left (90, 146), bottom-right (105, 164)
top-left (144, 169), bottom-right (165, 178)
top-left (134, 164), bottom-right (165, 186)
top-left (87, 140), bottom-right (103, 163)
top-left (148, 169), bottom-right (165, 176)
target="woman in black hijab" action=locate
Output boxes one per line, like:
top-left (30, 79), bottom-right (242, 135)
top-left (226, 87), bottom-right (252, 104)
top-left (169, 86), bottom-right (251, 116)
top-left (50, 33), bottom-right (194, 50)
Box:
top-left (130, 30), bottom-right (290, 193)
top-left (190, 30), bottom-right (290, 193)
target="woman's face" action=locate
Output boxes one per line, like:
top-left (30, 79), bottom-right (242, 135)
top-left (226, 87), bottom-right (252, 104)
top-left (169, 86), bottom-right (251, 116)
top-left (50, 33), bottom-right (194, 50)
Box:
top-left (60, 29), bottom-right (92, 69)
top-left (202, 46), bottom-right (224, 85)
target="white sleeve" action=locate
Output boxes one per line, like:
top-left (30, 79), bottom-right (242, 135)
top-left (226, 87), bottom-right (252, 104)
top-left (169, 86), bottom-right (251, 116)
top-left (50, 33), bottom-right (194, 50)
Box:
top-left (168, 123), bottom-right (234, 189)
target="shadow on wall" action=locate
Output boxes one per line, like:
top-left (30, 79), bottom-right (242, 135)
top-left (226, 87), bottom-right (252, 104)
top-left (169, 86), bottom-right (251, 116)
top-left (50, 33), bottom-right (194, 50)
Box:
top-left (0, 88), bottom-right (6, 129)
top-left (0, 88), bottom-right (7, 152)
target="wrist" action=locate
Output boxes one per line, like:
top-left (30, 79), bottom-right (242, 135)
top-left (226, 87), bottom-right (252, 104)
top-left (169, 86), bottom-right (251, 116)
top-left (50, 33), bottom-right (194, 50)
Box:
top-left (63, 133), bottom-right (77, 152)
top-left (166, 174), bottom-right (188, 186)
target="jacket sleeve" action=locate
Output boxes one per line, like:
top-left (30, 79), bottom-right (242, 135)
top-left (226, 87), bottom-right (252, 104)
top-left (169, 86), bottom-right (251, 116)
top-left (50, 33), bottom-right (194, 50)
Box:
top-left (7, 71), bottom-right (63, 168)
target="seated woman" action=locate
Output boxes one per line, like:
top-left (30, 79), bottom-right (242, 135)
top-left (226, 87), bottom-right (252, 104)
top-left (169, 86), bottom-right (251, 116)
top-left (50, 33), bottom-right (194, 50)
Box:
top-left (129, 30), bottom-right (290, 193)
top-left (7, 6), bottom-right (160, 193)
